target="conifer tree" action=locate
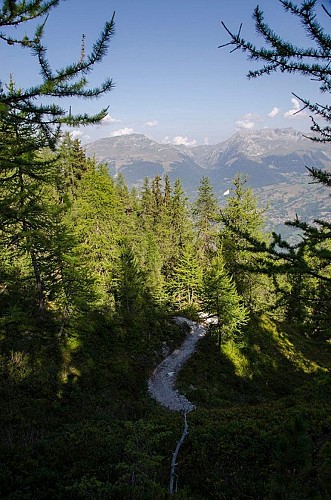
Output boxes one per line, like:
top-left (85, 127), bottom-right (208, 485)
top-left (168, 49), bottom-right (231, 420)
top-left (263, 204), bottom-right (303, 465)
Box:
top-left (164, 179), bottom-right (194, 288)
top-left (170, 179), bottom-right (193, 246)
top-left (113, 242), bottom-right (151, 332)
top-left (0, 104), bottom-right (61, 313)
top-left (0, 1), bottom-right (115, 147)
top-left (140, 177), bottom-right (154, 228)
top-left (220, 0), bottom-right (331, 146)
top-left (136, 176), bottom-right (196, 309)
top-left (163, 174), bottom-right (172, 206)
top-left (151, 175), bottom-right (163, 221)
top-left (219, 174), bottom-right (267, 309)
top-left (144, 233), bottom-right (166, 305)
top-left (114, 173), bottom-right (139, 244)
top-left (201, 250), bottom-right (248, 348)
top-left (192, 176), bottom-right (220, 263)
top-left (220, 1), bottom-right (331, 336)
top-left (0, 2), bottom-right (116, 318)
top-left (68, 163), bottom-right (121, 308)
top-left (56, 133), bottom-right (90, 202)
top-left (172, 241), bottom-right (202, 309)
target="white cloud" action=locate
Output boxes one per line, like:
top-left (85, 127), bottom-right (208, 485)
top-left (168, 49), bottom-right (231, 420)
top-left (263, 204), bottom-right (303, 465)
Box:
top-left (100, 113), bottom-right (120, 125)
top-left (235, 112), bottom-right (261, 130)
top-left (235, 120), bottom-right (255, 129)
top-left (284, 98), bottom-right (307, 118)
top-left (145, 120), bottom-right (158, 127)
top-left (112, 127), bottom-right (134, 137)
top-left (69, 130), bottom-right (83, 139)
top-left (243, 112), bottom-right (261, 121)
top-left (162, 136), bottom-right (170, 144)
top-left (172, 136), bottom-right (197, 147)
top-left (204, 137), bottom-right (209, 145)
top-left (268, 106), bottom-right (280, 118)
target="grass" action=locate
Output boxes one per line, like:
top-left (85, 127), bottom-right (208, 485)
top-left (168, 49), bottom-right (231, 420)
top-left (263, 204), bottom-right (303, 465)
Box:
top-left (0, 310), bottom-right (330, 498)
top-left (176, 313), bottom-right (331, 407)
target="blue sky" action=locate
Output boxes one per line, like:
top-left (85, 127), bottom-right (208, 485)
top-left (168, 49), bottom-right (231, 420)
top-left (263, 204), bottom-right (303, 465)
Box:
top-left (2, 0), bottom-right (328, 145)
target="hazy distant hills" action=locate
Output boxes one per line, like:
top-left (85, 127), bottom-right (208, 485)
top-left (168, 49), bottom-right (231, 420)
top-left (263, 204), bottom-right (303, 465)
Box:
top-left (84, 133), bottom-right (205, 190)
top-left (85, 128), bottom-right (331, 190)
top-left (85, 128), bottom-right (331, 232)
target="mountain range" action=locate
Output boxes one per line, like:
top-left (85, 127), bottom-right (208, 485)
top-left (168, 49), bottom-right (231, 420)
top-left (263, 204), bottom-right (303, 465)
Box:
top-left (85, 128), bottom-right (331, 233)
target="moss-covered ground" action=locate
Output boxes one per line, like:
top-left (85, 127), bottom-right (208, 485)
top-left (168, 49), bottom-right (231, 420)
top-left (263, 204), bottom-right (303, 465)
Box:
top-left (0, 312), bottom-right (330, 498)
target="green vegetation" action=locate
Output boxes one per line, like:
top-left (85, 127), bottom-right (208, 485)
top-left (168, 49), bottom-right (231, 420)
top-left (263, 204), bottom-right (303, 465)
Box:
top-left (1, 142), bottom-right (329, 498)
top-left (0, 1), bottom-right (330, 498)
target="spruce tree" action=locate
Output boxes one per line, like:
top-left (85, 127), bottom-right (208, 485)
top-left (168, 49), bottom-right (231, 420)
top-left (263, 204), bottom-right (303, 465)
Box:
top-left (219, 174), bottom-right (267, 309)
top-left (151, 175), bottom-right (163, 221)
top-left (192, 176), bottom-right (220, 263)
top-left (172, 241), bottom-right (202, 310)
top-left (201, 250), bottom-right (248, 348)
top-left (163, 174), bottom-right (172, 206)
top-left (165, 179), bottom-right (195, 296)
top-left (68, 163), bottom-right (121, 308)
top-left (140, 177), bottom-right (154, 229)
top-left (56, 133), bottom-right (90, 203)
top-left (143, 233), bottom-right (166, 305)
top-left (0, 2), bottom-right (116, 318)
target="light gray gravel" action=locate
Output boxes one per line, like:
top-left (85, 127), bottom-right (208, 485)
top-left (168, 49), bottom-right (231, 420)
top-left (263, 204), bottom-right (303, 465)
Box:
top-left (148, 316), bottom-right (207, 412)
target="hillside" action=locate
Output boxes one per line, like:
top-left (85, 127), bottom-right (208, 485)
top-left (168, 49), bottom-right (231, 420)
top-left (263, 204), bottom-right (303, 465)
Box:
top-left (85, 128), bottom-right (331, 230)
top-left (2, 1), bottom-right (330, 498)
top-left (1, 312), bottom-right (330, 498)
top-left (1, 132), bottom-right (330, 498)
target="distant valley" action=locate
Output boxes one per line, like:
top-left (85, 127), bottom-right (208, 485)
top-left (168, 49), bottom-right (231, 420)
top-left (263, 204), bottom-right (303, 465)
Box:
top-left (85, 128), bottom-right (331, 234)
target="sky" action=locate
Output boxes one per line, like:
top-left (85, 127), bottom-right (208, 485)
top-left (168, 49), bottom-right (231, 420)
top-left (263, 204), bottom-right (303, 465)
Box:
top-left (1, 0), bottom-right (329, 146)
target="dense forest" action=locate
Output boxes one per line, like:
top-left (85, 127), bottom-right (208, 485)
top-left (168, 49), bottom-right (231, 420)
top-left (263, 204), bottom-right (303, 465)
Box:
top-left (0, 1), bottom-right (330, 498)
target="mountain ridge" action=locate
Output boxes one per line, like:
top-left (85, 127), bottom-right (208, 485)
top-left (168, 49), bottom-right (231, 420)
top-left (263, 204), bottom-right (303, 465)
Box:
top-left (84, 128), bottom-right (331, 232)
top-left (85, 128), bottom-right (331, 180)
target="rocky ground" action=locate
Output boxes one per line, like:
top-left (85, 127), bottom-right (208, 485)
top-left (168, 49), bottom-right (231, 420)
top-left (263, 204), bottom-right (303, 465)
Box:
top-left (148, 316), bottom-right (208, 412)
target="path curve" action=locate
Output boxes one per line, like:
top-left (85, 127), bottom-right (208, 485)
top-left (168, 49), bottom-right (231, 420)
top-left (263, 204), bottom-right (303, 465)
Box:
top-left (148, 316), bottom-right (207, 412)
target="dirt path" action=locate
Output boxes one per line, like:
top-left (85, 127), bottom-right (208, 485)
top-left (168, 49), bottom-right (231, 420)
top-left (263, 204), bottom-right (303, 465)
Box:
top-left (148, 316), bottom-right (207, 412)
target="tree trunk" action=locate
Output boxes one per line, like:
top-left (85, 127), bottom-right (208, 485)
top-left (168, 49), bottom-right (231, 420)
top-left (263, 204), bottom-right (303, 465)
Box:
top-left (30, 248), bottom-right (45, 316)
top-left (216, 295), bottom-right (221, 349)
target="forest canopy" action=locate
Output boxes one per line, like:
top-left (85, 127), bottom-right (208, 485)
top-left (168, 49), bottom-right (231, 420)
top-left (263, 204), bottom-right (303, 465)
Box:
top-left (0, 1), bottom-right (330, 498)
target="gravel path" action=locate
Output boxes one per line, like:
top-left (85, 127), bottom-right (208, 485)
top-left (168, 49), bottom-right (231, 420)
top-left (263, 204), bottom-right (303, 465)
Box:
top-left (148, 316), bottom-right (207, 412)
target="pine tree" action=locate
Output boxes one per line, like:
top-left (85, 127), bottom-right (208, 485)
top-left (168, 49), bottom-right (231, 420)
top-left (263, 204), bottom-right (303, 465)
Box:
top-left (0, 2), bottom-right (115, 147)
top-left (0, 104), bottom-right (61, 313)
top-left (192, 176), bottom-right (220, 263)
top-left (220, 0), bottom-right (331, 146)
top-left (201, 250), bottom-right (248, 348)
top-left (172, 241), bottom-right (202, 310)
top-left (56, 133), bottom-right (90, 203)
top-left (220, 3), bottom-right (331, 332)
top-left (68, 163), bottom-right (121, 308)
top-left (220, 174), bottom-right (267, 309)
top-left (0, 3), bottom-right (116, 319)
